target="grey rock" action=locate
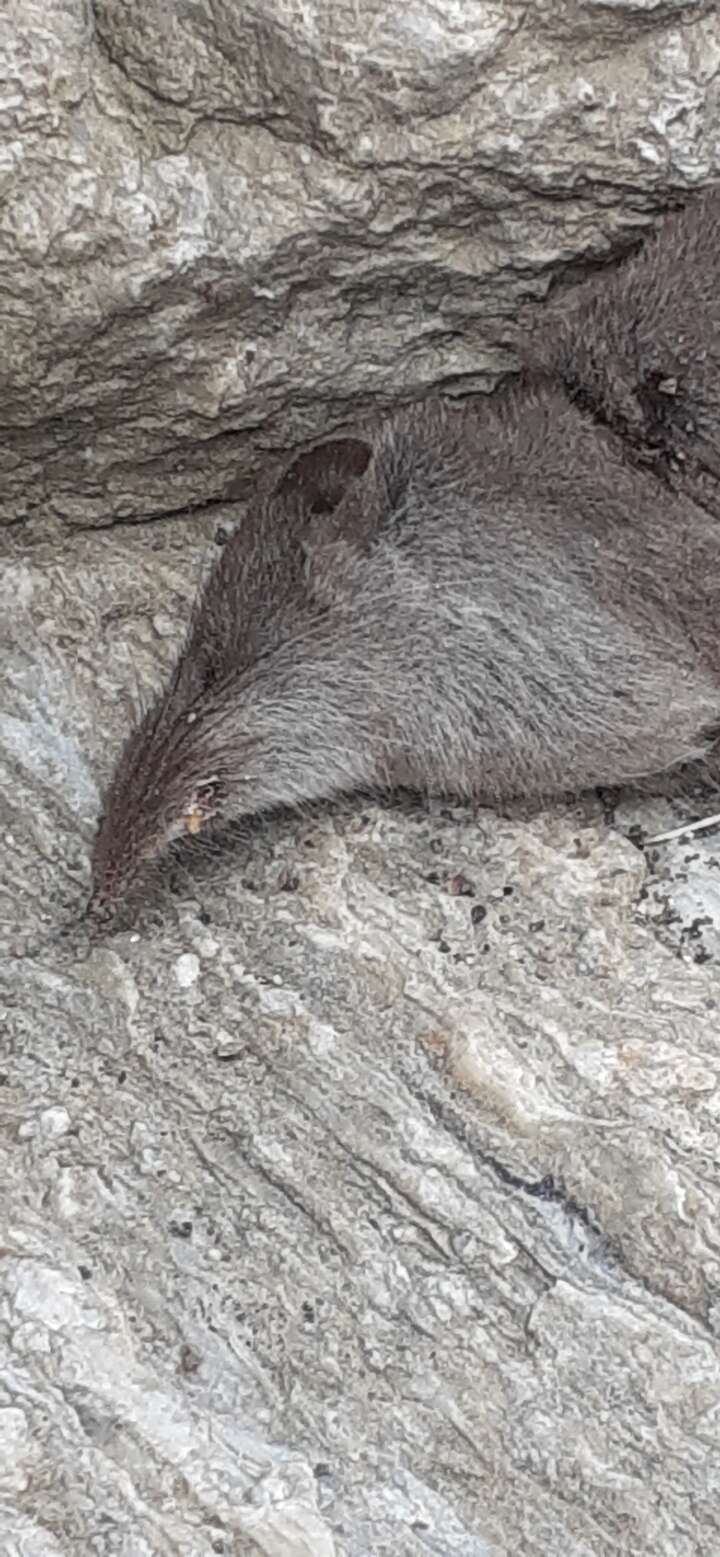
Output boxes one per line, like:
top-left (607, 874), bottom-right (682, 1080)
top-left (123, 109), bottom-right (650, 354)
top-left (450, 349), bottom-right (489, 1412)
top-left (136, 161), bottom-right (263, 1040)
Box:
top-left (615, 795), bottom-right (720, 964)
top-left (6, 2), bottom-right (720, 1549)
top-left (4, 519), bottom-right (720, 1554)
top-left (3, 0), bottom-right (720, 526)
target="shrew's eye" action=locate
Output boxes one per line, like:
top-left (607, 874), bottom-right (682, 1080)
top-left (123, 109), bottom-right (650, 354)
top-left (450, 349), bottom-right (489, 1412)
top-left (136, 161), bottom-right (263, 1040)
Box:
top-left (197, 777), bottom-right (227, 806)
top-left (183, 777), bottom-right (227, 835)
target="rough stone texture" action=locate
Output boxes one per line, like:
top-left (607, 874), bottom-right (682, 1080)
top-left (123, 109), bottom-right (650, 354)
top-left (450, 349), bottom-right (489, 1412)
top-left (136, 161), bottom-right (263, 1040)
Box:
top-left (7, 2), bottom-right (720, 1552)
top-left (3, 0), bottom-right (720, 527)
top-left (4, 518), bottom-right (720, 1556)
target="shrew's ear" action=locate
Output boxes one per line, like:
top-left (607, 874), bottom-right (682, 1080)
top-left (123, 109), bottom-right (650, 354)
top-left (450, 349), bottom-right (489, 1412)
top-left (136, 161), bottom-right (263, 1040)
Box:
top-left (274, 437), bottom-right (372, 515)
top-left (299, 428), bottom-right (411, 608)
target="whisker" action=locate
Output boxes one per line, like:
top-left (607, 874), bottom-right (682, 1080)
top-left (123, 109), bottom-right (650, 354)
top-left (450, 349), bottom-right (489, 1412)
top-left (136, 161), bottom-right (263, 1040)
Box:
top-left (646, 811), bottom-right (720, 846)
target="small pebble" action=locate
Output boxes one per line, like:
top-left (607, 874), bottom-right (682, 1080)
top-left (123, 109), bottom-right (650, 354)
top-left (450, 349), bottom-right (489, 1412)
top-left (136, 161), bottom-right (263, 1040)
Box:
top-left (175, 953), bottom-right (200, 989)
top-left (196, 934), bottom-right (219, 959)
top-left (445, 873), bottom-right (474, 897)
top-left (40, 1106), bottom-right (71, 1138)
top-left (153, 612), bottom-right (176, 637)
top-left (18, 1106), bottom-right (72, 1142)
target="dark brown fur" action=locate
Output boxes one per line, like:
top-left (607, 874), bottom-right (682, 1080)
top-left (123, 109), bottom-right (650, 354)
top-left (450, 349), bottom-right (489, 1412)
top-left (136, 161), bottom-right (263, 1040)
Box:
top-left (90, 190), bottom-right (720, 914)
top-left (273, 436), bottom-right (372, 514)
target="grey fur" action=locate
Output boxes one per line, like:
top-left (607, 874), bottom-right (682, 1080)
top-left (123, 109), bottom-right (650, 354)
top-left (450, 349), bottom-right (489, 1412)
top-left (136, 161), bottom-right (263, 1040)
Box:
top-left (90, 189), bottom-right (720, 910)
top-left (525, 186), bottom-right (720, 511)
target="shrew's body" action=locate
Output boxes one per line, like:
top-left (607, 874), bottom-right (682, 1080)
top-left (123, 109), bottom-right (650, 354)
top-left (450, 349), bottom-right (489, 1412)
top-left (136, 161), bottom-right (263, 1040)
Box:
top-left (91, 190), bottom-right (720, 911)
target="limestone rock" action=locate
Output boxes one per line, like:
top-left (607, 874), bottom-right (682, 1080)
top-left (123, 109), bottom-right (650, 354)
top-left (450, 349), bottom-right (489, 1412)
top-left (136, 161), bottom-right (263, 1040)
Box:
top-left (3, 518), bottom-right (720, 1554)
top-left (3, 0), bottom-right (720, 526)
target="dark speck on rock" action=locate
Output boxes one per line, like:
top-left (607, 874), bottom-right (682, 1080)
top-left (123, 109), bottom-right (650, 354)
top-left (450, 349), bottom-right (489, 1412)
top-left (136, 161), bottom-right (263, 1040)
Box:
top-left (471, 904), bottom-right (487, 925)
top-left (179, 1343), bottom-right (202, 1374)
top-left (445, 872), bottom-right (475, 896)
top-left (626, 824), bottom-right (646, 848)
top-left (169, 1220), bottom-right (193, 1239)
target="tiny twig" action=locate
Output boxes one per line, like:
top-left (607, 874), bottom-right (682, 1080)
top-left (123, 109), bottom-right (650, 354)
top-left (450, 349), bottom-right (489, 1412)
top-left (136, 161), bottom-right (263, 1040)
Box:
top-left (645, 811), bottom-right (720, 846)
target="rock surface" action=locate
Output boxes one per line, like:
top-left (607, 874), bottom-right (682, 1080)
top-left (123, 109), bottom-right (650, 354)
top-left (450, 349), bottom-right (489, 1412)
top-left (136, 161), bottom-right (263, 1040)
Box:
top-left (3, 517), bottom-right (720, 1555)
top-left (6, 1), bottom-right (720, 1552)
top-left (3, 0), bottom-right (720, 527)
